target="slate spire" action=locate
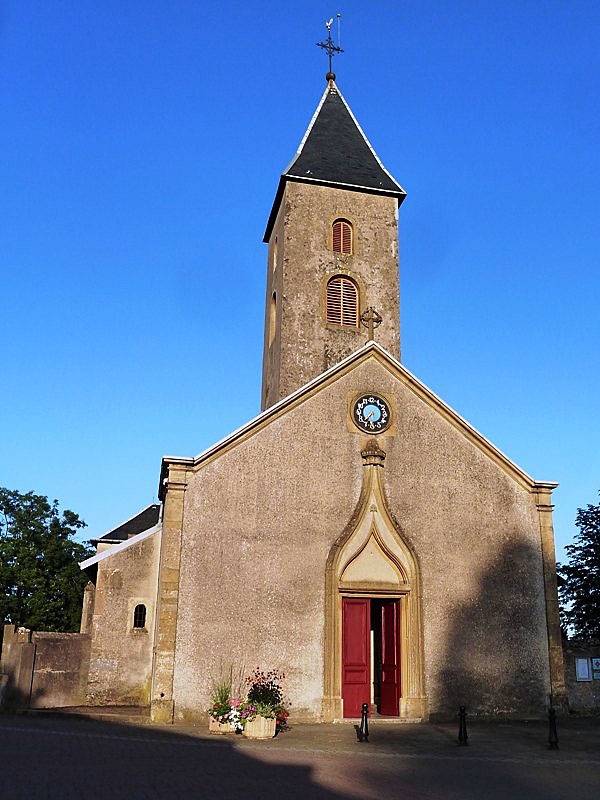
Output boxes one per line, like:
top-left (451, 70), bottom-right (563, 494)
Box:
top-left (264, 80), bottom-right (406, 241)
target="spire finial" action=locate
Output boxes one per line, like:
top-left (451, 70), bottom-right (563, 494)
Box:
top-left (316, 15), bottom-right (343, 82)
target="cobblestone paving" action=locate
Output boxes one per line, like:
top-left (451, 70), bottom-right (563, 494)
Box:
top-left (1, 715), bottom-right (599, 800)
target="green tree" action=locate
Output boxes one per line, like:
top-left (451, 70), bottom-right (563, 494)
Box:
top-left (558, 491), bottom-right (600, 639)
top-left (0, 488), bottom-right (93, 632)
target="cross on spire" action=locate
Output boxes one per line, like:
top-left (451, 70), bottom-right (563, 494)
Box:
top-left (316, 16), bottom-right (343, 81)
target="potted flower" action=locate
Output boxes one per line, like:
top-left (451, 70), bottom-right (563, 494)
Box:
top-left (208, 665), bottom-right (245, 734)
top-left (209, 697), bottom-right (235, 734)
top-left (242, 669), bottom-right (289, 739)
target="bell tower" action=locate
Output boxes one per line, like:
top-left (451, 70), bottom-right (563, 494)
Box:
top-left (261, 77), bottom-right (406, 410)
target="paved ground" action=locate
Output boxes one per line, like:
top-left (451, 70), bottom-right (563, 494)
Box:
top-left (1, 713), bottom-right (599, 799)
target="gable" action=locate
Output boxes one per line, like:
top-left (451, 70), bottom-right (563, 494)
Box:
top-left (161, 343), bottom-right (555, 495)
top-left (172, 347), bottom-right (554, 719)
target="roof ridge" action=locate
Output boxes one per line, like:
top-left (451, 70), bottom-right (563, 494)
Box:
top-left (81, 523), bottom-right (162, 570)
top-left (281, 82), bottom-right (331, 176)
top-left (332, 83), bottom-right (405, 194)
top-left (95, 503), bottom-right (161, 541)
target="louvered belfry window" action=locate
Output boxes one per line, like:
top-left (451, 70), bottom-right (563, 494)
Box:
top-left (326, 276), bottom-right (359, 327)
top-left (332, 219), bottom-right (353, 255)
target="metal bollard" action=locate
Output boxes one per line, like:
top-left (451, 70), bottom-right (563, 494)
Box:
top-left (458, 705), bottom-right (468, 746)
top-left (548, 706), bottom-right (559, 750)
top-left (358, 702), bottom-right (369, 742)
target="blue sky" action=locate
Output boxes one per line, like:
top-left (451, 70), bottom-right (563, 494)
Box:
top-left (1, 2), bottom-right (598, 563)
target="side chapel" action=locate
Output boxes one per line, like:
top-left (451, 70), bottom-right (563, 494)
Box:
top-left (80, 73), bottom-right (566, 722)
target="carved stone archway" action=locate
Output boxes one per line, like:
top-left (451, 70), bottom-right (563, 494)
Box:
top-left (323, 440), bottom-right (426, 721)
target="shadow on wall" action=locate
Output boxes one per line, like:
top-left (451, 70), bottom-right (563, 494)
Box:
top-left (434, 539), bottom-right (552, 719)
top-left (0, 671), bottom-right (46, 711)
top-left (0, 624), bottom-right (90, 710)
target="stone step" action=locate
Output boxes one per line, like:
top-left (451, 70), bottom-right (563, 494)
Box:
top-left (334, 717), bottom-right (424, 724)
top-left (26, 705), bottom-right (151, 725)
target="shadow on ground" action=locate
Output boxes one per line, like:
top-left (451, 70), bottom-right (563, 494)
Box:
top-left (2, 716), bottom-right (355, 800)
top-left (1, 714), bottom-right (600, 800)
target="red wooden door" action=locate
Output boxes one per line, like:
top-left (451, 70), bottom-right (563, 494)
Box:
top-left (342, 598), bottom-right (370, 718)
top-left (379, 599), bottom-right (400, 716)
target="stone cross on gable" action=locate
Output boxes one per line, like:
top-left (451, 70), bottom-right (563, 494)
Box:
top-left (360, 306), bottom-right (383, 340)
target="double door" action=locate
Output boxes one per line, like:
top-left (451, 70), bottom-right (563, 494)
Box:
top-left (341, 597), bottom-right (400, 718)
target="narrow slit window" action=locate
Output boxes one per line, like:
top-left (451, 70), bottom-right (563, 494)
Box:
top-left (332, 219), bottom-right (353, 255)
top-left (326, 276), bottom-right (359, 327)
top-left (269, 291), bottom-right (277, 346)
top-left (133, 604), bottom-right (146, 629)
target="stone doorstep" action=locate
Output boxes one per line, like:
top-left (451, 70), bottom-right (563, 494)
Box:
top-left (24, 706), bottom-right (151, 725)
top-left (334, 717), bottom-right (424, 724)
top-left (20, 708), bottom-right (423, 727)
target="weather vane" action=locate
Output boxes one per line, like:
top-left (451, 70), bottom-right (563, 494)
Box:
top-left (316, 14), bottom-right (343, 81)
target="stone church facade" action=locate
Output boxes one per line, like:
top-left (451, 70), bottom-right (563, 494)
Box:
top-left (79, 78), bottom-right (566, 723)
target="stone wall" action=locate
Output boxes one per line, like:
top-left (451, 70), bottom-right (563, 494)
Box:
top-left (170, 354), bottom-right (555, 721)
top-left (86, 530), bottom-right (159, 706)
top-left (262, 183), bottom-right (400, 409)
top-left (0, 624), bottom-right (90, 709)
top-left (564, 640), bottom-right (600, 714)
top-left (30, 631), bottom-right (91, 708)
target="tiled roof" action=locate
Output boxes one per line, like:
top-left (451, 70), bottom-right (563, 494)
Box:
top-left (94, 504), bottom-right (160, 543)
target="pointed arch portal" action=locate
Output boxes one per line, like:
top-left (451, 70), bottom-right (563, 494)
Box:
top-left (324, 445), bottom-right (426, 721)
top-left (341, 595), bottom-right (401, 717)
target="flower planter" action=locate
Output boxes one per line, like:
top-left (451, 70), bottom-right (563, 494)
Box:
top-left (243, 715), bottom-right (276, 739)
top-left (209, 717), bottom-right (235, 735)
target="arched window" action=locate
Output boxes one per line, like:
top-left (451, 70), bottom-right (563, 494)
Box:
top-left (326, 276), bottom-right (359, 327)
top-left (332, 219), bottom-right (353, 255)
top-left (133, 604), bottom-right (146, 629)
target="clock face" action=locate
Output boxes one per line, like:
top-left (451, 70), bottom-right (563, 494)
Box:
top-left (353, 394), bottom-right (391, 433)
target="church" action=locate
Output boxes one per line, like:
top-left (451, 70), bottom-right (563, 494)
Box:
top-left (79, 71), bottom-right (566, 723)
